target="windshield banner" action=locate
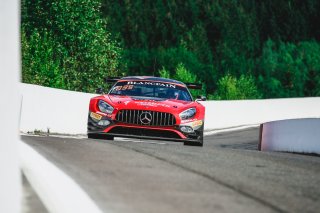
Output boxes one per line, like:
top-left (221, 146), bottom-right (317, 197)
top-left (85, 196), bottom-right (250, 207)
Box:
top-left (127, 81), bottom-right (176, 89)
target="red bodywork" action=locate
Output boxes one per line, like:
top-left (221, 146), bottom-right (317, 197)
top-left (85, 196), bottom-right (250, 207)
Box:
top-left (89, 95), bottom-right (205, 139)
top-left (87, 77), bottom-right (205, 144)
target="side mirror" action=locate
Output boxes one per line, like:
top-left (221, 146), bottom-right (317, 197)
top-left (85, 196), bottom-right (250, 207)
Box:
top-left (96, 88), bottom-right (104, 94)
top-left (196, 95), bottom-right (207, 102)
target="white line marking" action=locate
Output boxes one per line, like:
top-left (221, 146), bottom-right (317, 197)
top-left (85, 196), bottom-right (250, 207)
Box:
top-left (20, 132), bottom-right (87, 139)
top-left (19, 141), bottom-right (105, 213)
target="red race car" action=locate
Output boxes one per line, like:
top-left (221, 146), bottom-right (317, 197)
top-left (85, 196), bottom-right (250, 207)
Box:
top-left (87, 76), bottom-right (206, 146)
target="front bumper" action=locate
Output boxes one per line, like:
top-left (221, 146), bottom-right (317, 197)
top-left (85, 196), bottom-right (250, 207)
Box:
top-left (87, 112), bottom-right (204, 142)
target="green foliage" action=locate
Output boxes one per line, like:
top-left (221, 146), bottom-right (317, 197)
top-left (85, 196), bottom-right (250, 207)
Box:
top-left (174, 63), bottom-right (197, 83)
top-left (122, 44), bottom-right (215, 93)
top-left (159, 67), bottom-right (171, 79)
top-left (21, 0), bottom-right (122, 93)
top-left (258, 40), bottom-right (320, 98)
top-left (21, 29), bottom-right (66, 89)
top-left (213, 74), bottom-right (261, 100)
top-left (298, 41), bottom-right (320, 96)
top-left (159, 63), bottom-right (206, 99)
top-left (174, 63), bottom-right (205, 98)
top-left (22, 0), bottom-right (320, 99)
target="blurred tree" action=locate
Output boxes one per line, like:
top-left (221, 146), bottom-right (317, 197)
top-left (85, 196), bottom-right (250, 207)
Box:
top-left (21, 0), bottom-right (122, 93)
top-left (258, 39), bottom-right (320, 98)
top-left (21, 29), bottom-right (66, 89)
top-left (159, 63), bottom-right (206, 98)
top-left (213, 74), bottom-right (261, 100)
top-left (22, 0), bottom-right (320, 98)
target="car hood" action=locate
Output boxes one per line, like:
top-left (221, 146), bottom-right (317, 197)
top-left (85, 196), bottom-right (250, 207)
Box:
top-left (105, 95), bottom-right (195, 112)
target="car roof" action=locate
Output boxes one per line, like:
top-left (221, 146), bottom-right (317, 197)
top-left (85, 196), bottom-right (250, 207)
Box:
top-left (120, 76), bottom-right (185, 86)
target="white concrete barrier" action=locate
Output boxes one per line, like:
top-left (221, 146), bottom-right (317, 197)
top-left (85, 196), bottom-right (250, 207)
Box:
top-left (20, 142), bottom-right (103, 213)
top-left (0, 0), bottom-right (21, 212)
top-left (259, 118), bottom-right (320, 154)
top-left (20, 83), bottom-right (96, 134)
top-left (201, 98), bottom-right (320, 131)
top-left (20, 83), bottom-right (320, 134)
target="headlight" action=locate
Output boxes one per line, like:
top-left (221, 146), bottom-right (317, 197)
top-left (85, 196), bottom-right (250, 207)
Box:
top-left (98, 100), bottom-right (114, 114)
top-left (179, 108), bottom-right (196, 120)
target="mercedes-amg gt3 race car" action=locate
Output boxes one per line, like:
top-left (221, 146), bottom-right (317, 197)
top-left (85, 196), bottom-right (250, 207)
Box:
top-left (87, 76), bottom-right (206, 146)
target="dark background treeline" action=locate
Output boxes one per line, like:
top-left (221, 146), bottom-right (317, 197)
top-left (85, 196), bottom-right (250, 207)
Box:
top-left (21, 0), bottom-right (320, 99)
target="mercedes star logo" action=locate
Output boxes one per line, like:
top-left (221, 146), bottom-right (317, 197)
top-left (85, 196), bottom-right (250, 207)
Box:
top-left (140, 112), bottom-right (152, 125)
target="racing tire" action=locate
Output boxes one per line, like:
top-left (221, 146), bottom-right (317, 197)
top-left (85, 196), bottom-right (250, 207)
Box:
top-left (88, 133), bottom-right (114, 140)
top-left (183, 125), bottom-right (204, 147)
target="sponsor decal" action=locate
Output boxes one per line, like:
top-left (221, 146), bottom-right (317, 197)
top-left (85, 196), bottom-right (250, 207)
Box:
top-left (127, 81), bottom-right (176, 89)
top-left (192, 120), bottom-right (203, 127)
top-left (90, 112), bottom-right (102, 121)
top-left (180, 118), bottom-right (197, 124)
top-left (180, 120), bottom-right (203, 128)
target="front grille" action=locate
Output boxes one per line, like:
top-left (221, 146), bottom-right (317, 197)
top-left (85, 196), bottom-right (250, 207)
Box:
top-left (115, 110), bottom-right (176, 126)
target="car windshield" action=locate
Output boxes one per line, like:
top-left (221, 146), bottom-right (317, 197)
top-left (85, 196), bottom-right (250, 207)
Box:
top-left (109, 81), bottom-right (193, 101)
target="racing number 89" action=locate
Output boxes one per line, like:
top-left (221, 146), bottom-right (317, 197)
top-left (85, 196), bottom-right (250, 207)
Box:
top-left (115, 85), bottom-right (134, 91)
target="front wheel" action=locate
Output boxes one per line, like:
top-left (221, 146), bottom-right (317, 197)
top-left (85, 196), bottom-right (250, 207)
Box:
top-left (184, 124), bottom-right (204, 147)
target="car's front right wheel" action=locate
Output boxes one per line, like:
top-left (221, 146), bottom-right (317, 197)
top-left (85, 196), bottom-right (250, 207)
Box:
top-left (183, 139), bottom-right (203, 147)
top-left (184, 125), bottom-right (204, 147)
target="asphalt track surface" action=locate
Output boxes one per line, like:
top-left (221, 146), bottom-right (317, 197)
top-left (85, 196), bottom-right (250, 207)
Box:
top-left (22, 128), bottom-right (320, 213)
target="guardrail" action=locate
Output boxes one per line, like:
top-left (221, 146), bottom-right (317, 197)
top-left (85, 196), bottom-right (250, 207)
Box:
top-left (20, 83), bottom-right (320, 134)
